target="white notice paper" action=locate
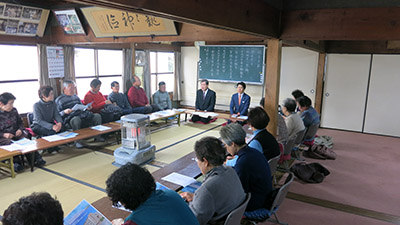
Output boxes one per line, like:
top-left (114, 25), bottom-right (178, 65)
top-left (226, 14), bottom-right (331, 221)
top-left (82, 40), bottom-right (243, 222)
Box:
top-left (91, 125), bottom-right (112, 131)
top-left (161, 172), bottom-right (197, 187)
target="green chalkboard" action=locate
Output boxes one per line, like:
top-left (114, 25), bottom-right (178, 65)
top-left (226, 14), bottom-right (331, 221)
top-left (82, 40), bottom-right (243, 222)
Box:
top-left (198, 45), bottom-right (265, 84)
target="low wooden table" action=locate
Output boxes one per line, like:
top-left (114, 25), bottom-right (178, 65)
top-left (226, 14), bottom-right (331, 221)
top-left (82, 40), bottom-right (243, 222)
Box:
top-left (0, 149), bottom-right (20, 178)
top-left (93, 151), bottom-right (201, 221)
top-left (148, 109), bottom-right (186, 126)
top-left (185, 109), bottom-right (247, 123)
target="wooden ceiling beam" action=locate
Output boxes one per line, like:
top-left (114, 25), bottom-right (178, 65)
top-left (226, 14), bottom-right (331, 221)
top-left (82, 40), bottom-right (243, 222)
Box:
top-left (283, 40), bottom-right (326, 53)
top-left (49, 23), bottom-right (264, 46)
top-left (326, 41), bottom-right (400, 54)
top-left (64, 0), bottom-right (280, 38)
top-left (281, 8), bottom-right (400, 40)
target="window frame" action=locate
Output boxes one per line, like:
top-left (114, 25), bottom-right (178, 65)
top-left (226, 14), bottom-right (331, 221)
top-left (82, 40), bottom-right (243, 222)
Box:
top-left (150, 51), bottom-right (175, 94)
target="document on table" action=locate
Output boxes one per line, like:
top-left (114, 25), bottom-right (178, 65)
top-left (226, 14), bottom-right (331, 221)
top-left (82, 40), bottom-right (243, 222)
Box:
top-left (1, 138), bottom-right (37, 151)
top-left (42, 131), bottom-right (78, 142)
top-left (191, 111), bottom-right (218, 118)
top-left (238, 115), bottom-right (248, 120)
top-left (64, 199), bottom-right (111, 225)
top-left (161, 172), bottom-right (197, 187)
top-left (91, 125), bottom-right (112, 131)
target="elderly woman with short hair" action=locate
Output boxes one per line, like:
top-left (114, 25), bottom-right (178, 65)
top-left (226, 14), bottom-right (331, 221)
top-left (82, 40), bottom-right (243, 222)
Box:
top-left (282, 98), bottom-right (305, 140)
top-left (180, 136), bottom-right (245, 225)
top-left (220, 123), bottom-right (273, 218)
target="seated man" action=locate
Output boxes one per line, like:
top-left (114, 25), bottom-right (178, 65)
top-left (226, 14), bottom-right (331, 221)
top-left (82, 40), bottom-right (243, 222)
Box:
top-left (192, 79), bottom-right (216, 124)
top-left (0, 92), bottom-right (45, 171)
top-left (55, 80), bottom-right (102, 148)
top-left (297, 96), bottom-right (320, 142)
top-left (230, 82), bottom-right (251, 117)
top-left (84, 79), bottom-right (120, 123)
top-left (32, 86), bottom-right (63, 154)
top-left (127, 75), bottom-right (160, 114)
top-left (220, 123), bottom-right (273, 219)
top-left (106, 163), bottom-right (199, 225)
top-left (2, 192), bottom-right (64, 225)
top-left (180, 136), bottom-right (246, 225)
top-left (153, 81), bottom-right (172, 110)
top-left (108, 81), bottom-right (141, 115)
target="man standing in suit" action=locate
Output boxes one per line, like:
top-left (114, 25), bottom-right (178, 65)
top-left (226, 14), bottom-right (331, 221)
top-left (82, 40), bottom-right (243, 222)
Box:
top-left (230, 82), bottom-right (251, 117)
top-left (192, 79), bottom-right (216, 123)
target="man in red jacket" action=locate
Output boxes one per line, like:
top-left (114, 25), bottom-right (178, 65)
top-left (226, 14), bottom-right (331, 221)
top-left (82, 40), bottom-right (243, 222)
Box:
top-left (127, 75), bottom-right (160, 114)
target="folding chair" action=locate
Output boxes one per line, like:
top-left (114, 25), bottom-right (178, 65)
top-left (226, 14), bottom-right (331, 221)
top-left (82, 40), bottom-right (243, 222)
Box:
top-left (303, 123), bottom-right (320, 146)
top-left (268, 154), bottom-right (281, 184)
top-left (224, 193), bottom-right (251, 225)
top-left (279, 137), bottom-right (296, 171)
top-left (243, 173), bottom-right (294, 225)
top-left (291, 129), bottom-right (306, 160)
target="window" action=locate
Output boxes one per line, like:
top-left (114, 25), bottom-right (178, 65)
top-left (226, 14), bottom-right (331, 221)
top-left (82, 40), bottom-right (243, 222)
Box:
top-left (0, 45), bottom-right (39, 113)
top-left (150, 52), bottom-right (174, 95)
top-left (74, 48), bottom-right (123, 99)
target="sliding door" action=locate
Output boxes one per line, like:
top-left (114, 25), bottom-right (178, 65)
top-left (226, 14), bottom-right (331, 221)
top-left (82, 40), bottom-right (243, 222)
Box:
top-left (364, 55), bottom-right (400, 136)
top-left (320, 54), bottom-right (371, 132)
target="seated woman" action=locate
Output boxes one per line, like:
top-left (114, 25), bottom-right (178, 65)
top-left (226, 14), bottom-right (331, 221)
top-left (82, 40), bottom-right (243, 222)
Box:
top-left (230, 82), bottom-right (251, 118)
top-left (220, 123), bottom-right (273, 219)
top-left (106, 163), bottom-right (199, 225)
top-left (2, 192), bottom-right (64, 225)
top-left (180, 136), bottom-right (246, 225)
top-left (0, 92), bottom-right (45, 172)
top-left (32, 86), bottom-right (63, 153)
top-left (247, 107), bottom-right (280, 161)
top-left (282, 98), bottom-right (305, 140)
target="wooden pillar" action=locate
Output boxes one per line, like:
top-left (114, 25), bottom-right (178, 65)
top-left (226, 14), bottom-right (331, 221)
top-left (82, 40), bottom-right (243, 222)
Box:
top-left (264, 39), bottom-right (282, 136)
top-left (315, 53), bottom-right (326, 114)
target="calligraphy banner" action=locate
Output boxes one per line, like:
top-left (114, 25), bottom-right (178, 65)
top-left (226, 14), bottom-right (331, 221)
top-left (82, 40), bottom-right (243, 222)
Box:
top-left (81, 7), bottom-right (177, 37)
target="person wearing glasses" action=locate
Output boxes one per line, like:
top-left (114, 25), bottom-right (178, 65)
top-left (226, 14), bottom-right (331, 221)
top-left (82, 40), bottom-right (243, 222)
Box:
top-left (180, 136), bottom-right (245, 225)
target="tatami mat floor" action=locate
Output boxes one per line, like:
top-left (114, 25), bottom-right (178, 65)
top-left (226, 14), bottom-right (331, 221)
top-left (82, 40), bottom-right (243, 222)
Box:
top-left (0, 119), bottom-right (225, 218)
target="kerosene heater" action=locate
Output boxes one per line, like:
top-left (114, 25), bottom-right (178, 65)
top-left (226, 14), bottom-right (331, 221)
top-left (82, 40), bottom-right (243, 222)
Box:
top-left (114, 114), bottom-right (155, 166)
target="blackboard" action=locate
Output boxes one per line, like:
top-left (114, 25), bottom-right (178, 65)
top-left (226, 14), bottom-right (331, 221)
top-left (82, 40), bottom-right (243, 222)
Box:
top-left (198, 45), bottom-right (265, 84)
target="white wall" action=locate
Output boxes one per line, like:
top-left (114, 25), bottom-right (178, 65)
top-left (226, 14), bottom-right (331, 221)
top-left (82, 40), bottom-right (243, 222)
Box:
top-left (279, 47), bottom-right (318, 104)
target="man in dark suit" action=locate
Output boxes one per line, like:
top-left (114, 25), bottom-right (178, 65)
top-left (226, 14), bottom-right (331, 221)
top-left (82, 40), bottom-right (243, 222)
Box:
top-left (192, 79), bottom-right (216, 123)
top-left (230, 82), bottom-right (251, 117)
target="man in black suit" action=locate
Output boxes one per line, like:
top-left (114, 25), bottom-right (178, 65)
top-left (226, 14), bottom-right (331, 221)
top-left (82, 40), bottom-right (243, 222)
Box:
top-left (192, 79), bottom-right (216, 123)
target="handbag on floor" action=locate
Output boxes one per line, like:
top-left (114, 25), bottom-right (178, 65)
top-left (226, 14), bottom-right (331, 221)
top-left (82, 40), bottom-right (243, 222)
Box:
top-left (303, 144), bottom-right (337, 160)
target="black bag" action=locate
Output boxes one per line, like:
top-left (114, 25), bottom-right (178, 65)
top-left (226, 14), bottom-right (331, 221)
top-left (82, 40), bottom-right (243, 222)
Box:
top-left (290, 162), bottom-right (330, 183)
top-left (63, 110), bottom-right (94, 128)
top-left (100, 104), bottom-right (123, 123)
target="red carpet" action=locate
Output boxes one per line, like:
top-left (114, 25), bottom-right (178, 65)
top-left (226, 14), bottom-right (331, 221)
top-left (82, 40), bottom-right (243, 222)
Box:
top-left (259, 128), bottom-right (400, 224)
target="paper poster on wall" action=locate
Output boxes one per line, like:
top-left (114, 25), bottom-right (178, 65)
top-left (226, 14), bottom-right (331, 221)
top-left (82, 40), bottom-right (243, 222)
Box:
top-left (47, 46), bottom-right (64, 78)
top-left (0, 3), bottom-right (49, 37)
top-left (81, 7), bottom-right (177, 37)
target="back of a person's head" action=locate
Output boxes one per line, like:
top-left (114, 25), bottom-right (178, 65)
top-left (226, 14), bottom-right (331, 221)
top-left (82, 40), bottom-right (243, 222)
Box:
top-left (106, 163), bottom-right (156, 211)
top-left (283, 98), bottom-right (297, 113)
top-left (248, 106), bottom-right (270, 129)
top-left (194, 136), bottom-right (226, 166)
top-left (2, 192), bottom-right (63, 225)
top-left (220, 123), bottom-right (246, 146)
top-left (0, 92), bottom-right (16, 105)
top-left (297, 96), bottom-right (312, 108)
top-left (291, 89), bottom-right (304, 99)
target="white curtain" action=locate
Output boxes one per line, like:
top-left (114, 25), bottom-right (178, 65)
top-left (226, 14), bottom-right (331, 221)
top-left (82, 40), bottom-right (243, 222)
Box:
top-left (63, 46), bottom-right (76, 82)
top-left (173, 51), bottom-right (182, 101)
top-left (122, 48), bottom-right (133, 94)
top-left (143, 50), bottom-right (151, 102)
top-left (37, 44), bottom-right (58, 97)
